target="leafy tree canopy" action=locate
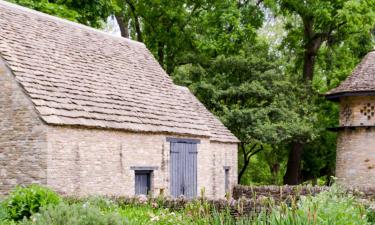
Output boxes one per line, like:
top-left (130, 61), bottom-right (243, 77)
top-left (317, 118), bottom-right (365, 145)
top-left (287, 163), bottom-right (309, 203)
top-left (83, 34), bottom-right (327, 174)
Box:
top-left (8, 0), bottom-right (117, 27)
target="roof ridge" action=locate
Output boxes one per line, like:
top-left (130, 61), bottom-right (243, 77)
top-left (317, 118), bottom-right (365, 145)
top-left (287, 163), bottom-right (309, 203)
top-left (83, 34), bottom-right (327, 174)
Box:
top-left (0, 0), bottom-right (144, 47)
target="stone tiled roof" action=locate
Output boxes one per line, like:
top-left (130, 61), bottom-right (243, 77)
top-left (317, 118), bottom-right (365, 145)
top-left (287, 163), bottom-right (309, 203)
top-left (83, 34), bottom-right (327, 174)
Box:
top-left (326, 50), bottom-right (375, 99)
top-left (175, 86), bottom-right (240, 143)
top-left (0, 0), bottom-right (239, 143)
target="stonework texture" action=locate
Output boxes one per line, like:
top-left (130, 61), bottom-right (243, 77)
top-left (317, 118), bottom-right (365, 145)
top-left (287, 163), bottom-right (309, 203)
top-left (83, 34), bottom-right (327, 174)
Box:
top-left (0, 1), bottom-right (239, 198)
top-left (0, 54), bottom-right (238, 199)
top-left (0, 59), bottom-right (47, 195)
top-left (337, 96), bottom-right (375, 187)
top-left (0, 61), bottom-right (237, 198)
top-left (45, 127), bottom-right (237, 199)
top-left (339, 96), bottom-right (375, 127)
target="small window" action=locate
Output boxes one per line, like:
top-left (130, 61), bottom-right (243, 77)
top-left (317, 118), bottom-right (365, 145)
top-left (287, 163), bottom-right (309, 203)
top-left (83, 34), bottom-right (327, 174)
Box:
top-left (224, 168), bottom-right (230, 192)
top-left (135, 171), bottom-right (151, 195)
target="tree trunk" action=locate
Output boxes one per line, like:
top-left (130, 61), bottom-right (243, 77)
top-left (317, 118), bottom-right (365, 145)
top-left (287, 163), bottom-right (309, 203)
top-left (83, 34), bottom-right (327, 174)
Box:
top-left (133, 16), bottom-right (143, 42)
top-left (303, 50), bottom-right (316, 81)
top-left (302, 38), bottom-right (323, 81)
top-left (115, 14), bottom-right (130, 38)
top-left (283, 142), bottom-right (303, 185)
top-left (284, 19), bottom-right (325, 185)
top-left (157, 42), bottom-right (164, 67)
top-left (166, 50), bottom-right (174, 74)
top-left (125, 0), bottom-right (143, 42)
top-left (238, 143), bottom-right (249, 184)
top-left (270, 162), bottom-right (280, 184)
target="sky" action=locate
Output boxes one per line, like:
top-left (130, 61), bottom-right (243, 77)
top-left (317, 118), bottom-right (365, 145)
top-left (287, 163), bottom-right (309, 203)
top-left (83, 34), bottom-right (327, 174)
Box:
top-left (104, 15), bottom-right (122, 37)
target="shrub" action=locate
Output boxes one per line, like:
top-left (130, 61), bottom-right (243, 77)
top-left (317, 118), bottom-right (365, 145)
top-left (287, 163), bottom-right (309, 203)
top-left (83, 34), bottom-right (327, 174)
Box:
top-left (21, 203), bottom-right (125, 225)
top-left (254, 185), bottom-right (368, 225)
top-left (83, 196), bottom-right (118, 212)
top-left (3, 185), bottom-right (61, 221)
top-left (367, 208), bottom-right (375, 224)
top-left (0, 201), bottom-right (8, 221)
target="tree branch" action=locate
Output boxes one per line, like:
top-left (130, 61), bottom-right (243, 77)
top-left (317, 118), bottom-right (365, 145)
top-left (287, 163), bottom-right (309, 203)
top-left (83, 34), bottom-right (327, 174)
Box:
top-left (124, 0), bottom-right (143, 42)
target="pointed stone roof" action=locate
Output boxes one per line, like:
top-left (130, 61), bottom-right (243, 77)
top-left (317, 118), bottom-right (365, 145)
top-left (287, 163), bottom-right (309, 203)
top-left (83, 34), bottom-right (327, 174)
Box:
top-left (326, 50), bottom-right (375, 100)
top-left (0, 0), bottom-right (239, 143)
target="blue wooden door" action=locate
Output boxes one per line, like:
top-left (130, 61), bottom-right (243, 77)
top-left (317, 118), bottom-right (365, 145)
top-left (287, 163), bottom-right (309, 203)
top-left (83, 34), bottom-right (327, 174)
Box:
top-left (170, 140), bottom-right (198, 198)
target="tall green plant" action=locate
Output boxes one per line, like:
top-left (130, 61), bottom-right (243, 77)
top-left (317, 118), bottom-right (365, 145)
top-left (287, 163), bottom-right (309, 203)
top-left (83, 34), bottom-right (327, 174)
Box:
top-left (3, 185), bottom-right (61, 221)
top-left (254, 185), bottom-right (368, 225)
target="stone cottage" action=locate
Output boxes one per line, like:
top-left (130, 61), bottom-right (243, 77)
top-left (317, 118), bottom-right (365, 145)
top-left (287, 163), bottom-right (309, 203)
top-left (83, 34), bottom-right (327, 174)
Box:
top-left (0, 0), bottom-right (239, 198)
top-left (326, 49), bottom-right (375, 187)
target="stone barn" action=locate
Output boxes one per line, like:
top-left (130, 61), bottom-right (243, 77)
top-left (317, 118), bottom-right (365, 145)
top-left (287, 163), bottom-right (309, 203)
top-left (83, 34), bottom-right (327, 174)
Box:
top-left (326, 49), bottom-right (375, 187)
top-left (0, 0), bottom-right (239, 198)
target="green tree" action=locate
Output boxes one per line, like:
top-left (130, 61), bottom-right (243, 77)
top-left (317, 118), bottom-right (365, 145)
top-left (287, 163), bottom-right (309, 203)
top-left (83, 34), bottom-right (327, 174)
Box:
top-left (265, 0), bottom-right (375, 184)
top-left (174, 43), bottom-right (318, 183)
top-left (7, 0), bottom-right (116, 28)
top-left (115, 0), bottom-right (263, 73)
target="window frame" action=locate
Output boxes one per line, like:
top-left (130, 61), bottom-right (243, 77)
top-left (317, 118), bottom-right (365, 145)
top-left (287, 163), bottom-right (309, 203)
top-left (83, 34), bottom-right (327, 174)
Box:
top-left (134, 170), bottom-right (152, 195)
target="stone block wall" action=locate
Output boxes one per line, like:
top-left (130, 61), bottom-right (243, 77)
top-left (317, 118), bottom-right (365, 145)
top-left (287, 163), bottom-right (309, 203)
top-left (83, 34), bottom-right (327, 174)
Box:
top-left (209, 142), bottom-right (238, 198)
top-left (336, 128), bottom-right (375, 187)
top-left (339, 96), bottom-right (375, 126)
top-left (0, 59), bottom-right (238, 198)
top-left (46, 126), bottom-right (237, 199)
top-left (0, 59), bottom-right (47, 195)
top-left (337, 96), bottom-right (375, 187)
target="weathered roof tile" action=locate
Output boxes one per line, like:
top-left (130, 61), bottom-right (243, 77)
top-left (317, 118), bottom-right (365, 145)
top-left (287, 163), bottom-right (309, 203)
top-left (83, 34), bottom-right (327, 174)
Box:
top-left (326, 50), bottom-right (375, 99)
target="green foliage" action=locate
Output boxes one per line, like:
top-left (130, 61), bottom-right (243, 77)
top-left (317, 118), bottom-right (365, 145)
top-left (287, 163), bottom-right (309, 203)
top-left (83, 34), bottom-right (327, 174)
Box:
top-left (21, 203), bottom-right (125, 225)
top-left (175, 43), bottom-right (318, 145)
top-left (1, 185), bottom-right (375, 225)
top-left (268, 0), bottom-right (375, 74)
top-left (116, 0), bottom-right (264, 74)
top-left (6, 0), bottom-right (116, 27)
top-left (367, 208), bottom-right (375, 224)
top-left (0, 201), bottom-right (8, 221)
top-left (254, 186), bottom-right (368, 225)
top-left (7, 0), bottom-right (79, 22)
top-left (174, 42), bottom-right (319, 184)
top-left (2, 185), bottom-right (61, 221)
top-left (246, 147), bottom-right (288, 185)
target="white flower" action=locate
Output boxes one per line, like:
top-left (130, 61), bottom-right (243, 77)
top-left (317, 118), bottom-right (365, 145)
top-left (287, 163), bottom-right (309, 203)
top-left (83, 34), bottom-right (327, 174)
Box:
top-left (150, 216), bottom-right (160, 221)
top-left (138, 194), bottom-right (148, 204)
top-left (369, 203), bottom-right (375, 211)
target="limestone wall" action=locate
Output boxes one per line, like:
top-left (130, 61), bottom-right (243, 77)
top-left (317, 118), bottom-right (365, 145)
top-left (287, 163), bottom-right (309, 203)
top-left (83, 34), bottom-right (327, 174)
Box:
top-left (339, 96), bottom-right (375, 127)
top-left (0, 58), bottom-right (238, 198)
top-left (337, 96), bottom-right (375, 187)
top-left (46, 126), bottom-right (237, 198)
top-left (336, 128), bottom-right (375, 187)
top-left (0, 59), bottom-right (47, 195)
top-left (209, 142), bottom-right (238, 198)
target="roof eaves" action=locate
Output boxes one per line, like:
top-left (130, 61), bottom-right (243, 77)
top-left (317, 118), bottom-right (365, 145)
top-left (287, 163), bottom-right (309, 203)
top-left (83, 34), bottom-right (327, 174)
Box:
top-left (325, 91), bottom-right (375, 101)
